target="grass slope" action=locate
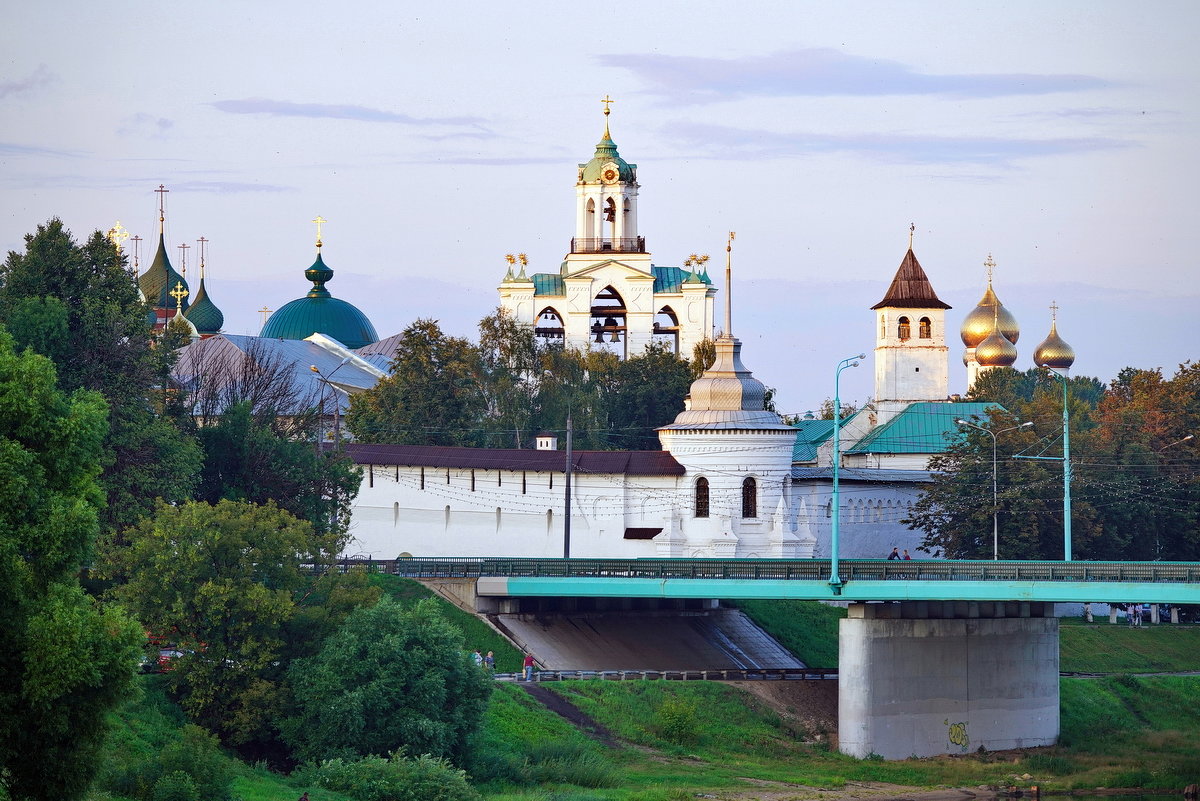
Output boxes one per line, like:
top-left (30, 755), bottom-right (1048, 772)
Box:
top-left (1059, 622), bottom-right (1200, 673)
top-left (732, 599), bottom-right (845, 667)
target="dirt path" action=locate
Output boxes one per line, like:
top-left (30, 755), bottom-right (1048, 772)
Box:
top-left (517, 684), bottom-right (620, 748)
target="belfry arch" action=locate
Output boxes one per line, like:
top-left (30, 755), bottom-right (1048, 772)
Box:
top-left (590, 285), bottom-right (628, 356)
top-left (534, 306), bottom-right (565, 344)
top-left (652, 306), bottom-right (681, 353)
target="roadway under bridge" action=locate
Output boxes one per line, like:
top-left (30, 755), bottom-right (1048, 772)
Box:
top-left (380, 557), bottom-right (1200, 760)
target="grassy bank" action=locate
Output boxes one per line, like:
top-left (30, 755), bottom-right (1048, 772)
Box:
top-left (1060, 621), bottom-right (1200, 673)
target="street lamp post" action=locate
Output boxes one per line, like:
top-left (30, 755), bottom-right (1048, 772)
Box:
top-left (310, 357), bottom-right (352, 452)
top-left (830, 353), bottom-right (865, 593)
top-left (955, 419), bottom-right (1033, 560)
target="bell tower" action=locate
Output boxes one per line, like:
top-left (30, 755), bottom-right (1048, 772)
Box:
top-left (570, 96), bottom-right (645, 264)
top-left (871, 228), bottom-right (951, 422)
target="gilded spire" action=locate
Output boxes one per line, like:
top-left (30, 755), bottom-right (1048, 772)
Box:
top-left (197, 236), bottom-right (208, 280)
top-left (908, 222), bottom-right (915, 250)
top-left (724, 232), bottom-right (736, 338)
top-left (601, 94), bottom-right (614, 139)
top-left (1034, 300), bottom-right (1075, 370)
top-left (130, 235), bottom-right (142, 270)
top-left (169, 281), bottom-right (189, 313)
top-left (961, 254), bottom-right (1019, 347)
top-left (177, 243), bottom-right (189, 276)
top-left (517, 252), bottom-right (528, 280)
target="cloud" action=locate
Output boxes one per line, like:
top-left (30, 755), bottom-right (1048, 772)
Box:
top-left (661, 123), bottom-right (1130, 166)
top-left (210, 97), bottom-right (487, 128)
top-left (118, 112), bottom-right (175, 139)
top-left (599, 48), bottom-right (1110, 103)
top-left (0, 141), bottom-right (83, 158)
top-left (0, 64), bottom-right (56, 99)
top-left (169, 180), bottom-right (293, 193)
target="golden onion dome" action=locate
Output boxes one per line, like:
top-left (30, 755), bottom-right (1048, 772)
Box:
top-left (961, 284), bottom-right (1019, 347)
top-left (975, 325), bottom-right (1018, 367)
top-left (1034, 320), bottom-right (1075, 369)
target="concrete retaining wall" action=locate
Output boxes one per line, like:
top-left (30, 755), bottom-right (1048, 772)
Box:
top-left (838, 601), bottom-right (1059, 759)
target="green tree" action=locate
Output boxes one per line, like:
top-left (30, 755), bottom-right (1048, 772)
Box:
top-left (283, 597), bottom-right (492, 766)
top-left (608, 341), bottom-right (694, 449)
top-left (476, 307), bottom-right (542, 447)
top-left (0, 219), bottom-right (201, 534)
top-left (100, 499), bottom-right (352, 751)
top-left (196, 402), bottom-right (361, 539)
top-left (0, 328), bottom-right (142, 801)
top-left (346, 319), bottom-right (486, 445)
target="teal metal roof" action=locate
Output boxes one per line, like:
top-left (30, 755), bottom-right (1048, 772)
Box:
top-left (791, 418), bottom-right (835, 462)
top-left (260, 252), bottom-right (378, 349)
top-left (846, 402), bottom-right (999, 455)
top-left (532, 273), bottom-right (564, 296)
top-left (579, 129), bottom-right (637, 183)
top-left (652, 265), bottom-right (709, 293)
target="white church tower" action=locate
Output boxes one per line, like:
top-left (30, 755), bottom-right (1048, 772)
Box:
top-left (499, 100), bottom-right (716, 358)
top-left (870, 232), bottom-right (951, 425)
top-left (657, 235), bottom-right (806, 558)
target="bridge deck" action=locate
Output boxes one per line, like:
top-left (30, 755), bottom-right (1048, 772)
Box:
top-left (354, 557), bottom-right (1200, 603)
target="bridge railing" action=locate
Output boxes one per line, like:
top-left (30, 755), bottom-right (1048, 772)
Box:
top-left (331, 557), bottom-right (1200, 583)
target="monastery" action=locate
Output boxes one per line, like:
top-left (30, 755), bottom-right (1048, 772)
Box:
top-left (160, 107), bottom-right (1075, 562)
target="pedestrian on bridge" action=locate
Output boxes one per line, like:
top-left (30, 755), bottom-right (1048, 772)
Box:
top-left (888, 547), bottom-right (901, 560)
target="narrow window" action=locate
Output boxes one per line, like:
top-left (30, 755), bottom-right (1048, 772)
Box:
top-left (368, 465), bottom-right (374, 488)
top-left (879, 314), bottom-right (886, 340)
top-left (471, 470), bottom-right (476, 492)
top-left (498, 471), bottom-right (502, 486)
top-left (420, 467), bottom-right (425, 490)
top-left (446, 469), bottom-right (450, 485)
top-left (395, 466), bottom-right (399, 481)
top-left (522, 472), bottom-right (527, 494)
top-left (742, 477), bottom-right (757, 518)
top-left (550, 473), bottom-right (554, 490)
top-left (393, 502), bottom-right (399, 527)
top-left (897, 316), bottom-right (911, 340)
top-left (695, 477), bottom-right (710, 518)
top-left (919, 316), bottom-right (932, 338)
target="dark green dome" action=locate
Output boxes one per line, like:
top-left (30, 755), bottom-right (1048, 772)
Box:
top-left (579, 125), bottom-right (637, 184)
top-left (138, 234), bottom-right (189, 312)
top-left (259, 252), bottom-right (378, 349)
top-left (183, 278), bottom-right (224, 335)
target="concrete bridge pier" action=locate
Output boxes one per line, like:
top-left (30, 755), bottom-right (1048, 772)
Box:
top-left (838, 600), bottom-right (1059, 760)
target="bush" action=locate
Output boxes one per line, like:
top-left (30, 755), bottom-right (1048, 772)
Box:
top-left (152, 771), bottom-right (199, 801)
top-left (655, 697), bottom-right (699, 745)
top-left (295, 752), bottom-right (480, 801)
top-left (157, 725), bottom-right (234, 801)
top-left (525, 742), bottom-right (618, 788)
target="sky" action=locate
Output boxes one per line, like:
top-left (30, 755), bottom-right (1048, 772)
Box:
top-left (2, 1), bottom-right (1197, 414)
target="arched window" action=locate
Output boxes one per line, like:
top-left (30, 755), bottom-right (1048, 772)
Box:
top-left (898, 316), bottom-right (911, 340)
top-left (742, 477), bottom-right (757, 518)
top-left (695, 477), bottom-right (710, 518)
top-left (880, 314), bottom-right (886, 340)
top-left (919, 316), bottom-right (932, 339)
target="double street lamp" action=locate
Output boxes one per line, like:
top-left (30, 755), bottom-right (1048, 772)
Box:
top-left (310, 357), bottom-right (352, 452)
top-left (955, 419), bottom-right (1033, 560)
top-left (830, 353), bottom-right (865, 593)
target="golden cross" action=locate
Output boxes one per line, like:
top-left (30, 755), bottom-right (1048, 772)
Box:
top-left (107, 221), bottom-right (129, 251)
top-left (601, 94), bottom-right (614, 115)
top-left (1049, 300), bottom-right (1059, 321)
top-left (258, 306), bottom-right (274, 327)
top-left (983, 253), bottom-right (996, 284)
top-left (130, 235), bottom-right (142, 268)
top-left (177, 243), bottom-right (190, 274)
top-left (169, 281), bottom-right (189, 312)
top-left (312, 216), bottom-right (327, 248)
top-left (727, 231), bottom-right (736, 251)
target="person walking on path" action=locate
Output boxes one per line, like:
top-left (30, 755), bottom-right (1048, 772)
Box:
top-left (523, 652), bottom-right (535, 681)
top-left (484, 650), bottom-right (495, 673)
top-left (887, 547), bottom-right (901, 560)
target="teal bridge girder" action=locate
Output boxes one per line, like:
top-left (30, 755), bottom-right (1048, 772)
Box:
top-left (363, 557), bottom-right (1200, 604)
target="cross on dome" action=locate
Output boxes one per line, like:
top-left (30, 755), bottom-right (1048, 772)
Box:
top-left (312, 215), bottom-right (328, 249)
top-left (169, 281), bottom-right (189, 312)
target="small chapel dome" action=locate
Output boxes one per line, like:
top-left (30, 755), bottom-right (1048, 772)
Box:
top-left (975, 324), bottom-right (1018, 367)
top-left (183, 277), bottom-right (224, 336)
top-left (1033, 320), bottom-right (1075, 370)
top-left (260, 250), bottom-right (378, 349)
top-left (961, 284), bottom-right (1019, 347)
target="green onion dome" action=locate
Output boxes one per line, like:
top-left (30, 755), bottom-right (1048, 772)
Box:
top-left (138, 234), bottom-right (189, 313)
top-left (578, 120), bottom-right (637, 184)
top-left (183, 277), bottom-right (224, 336)
top-left (260, 252), bottom-right (378, 349)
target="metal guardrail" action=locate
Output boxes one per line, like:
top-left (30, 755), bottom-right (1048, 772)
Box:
top-left (496, 667), bottom-right (837, 682)
top-left (331, 557), bottom-right (1200, 584)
